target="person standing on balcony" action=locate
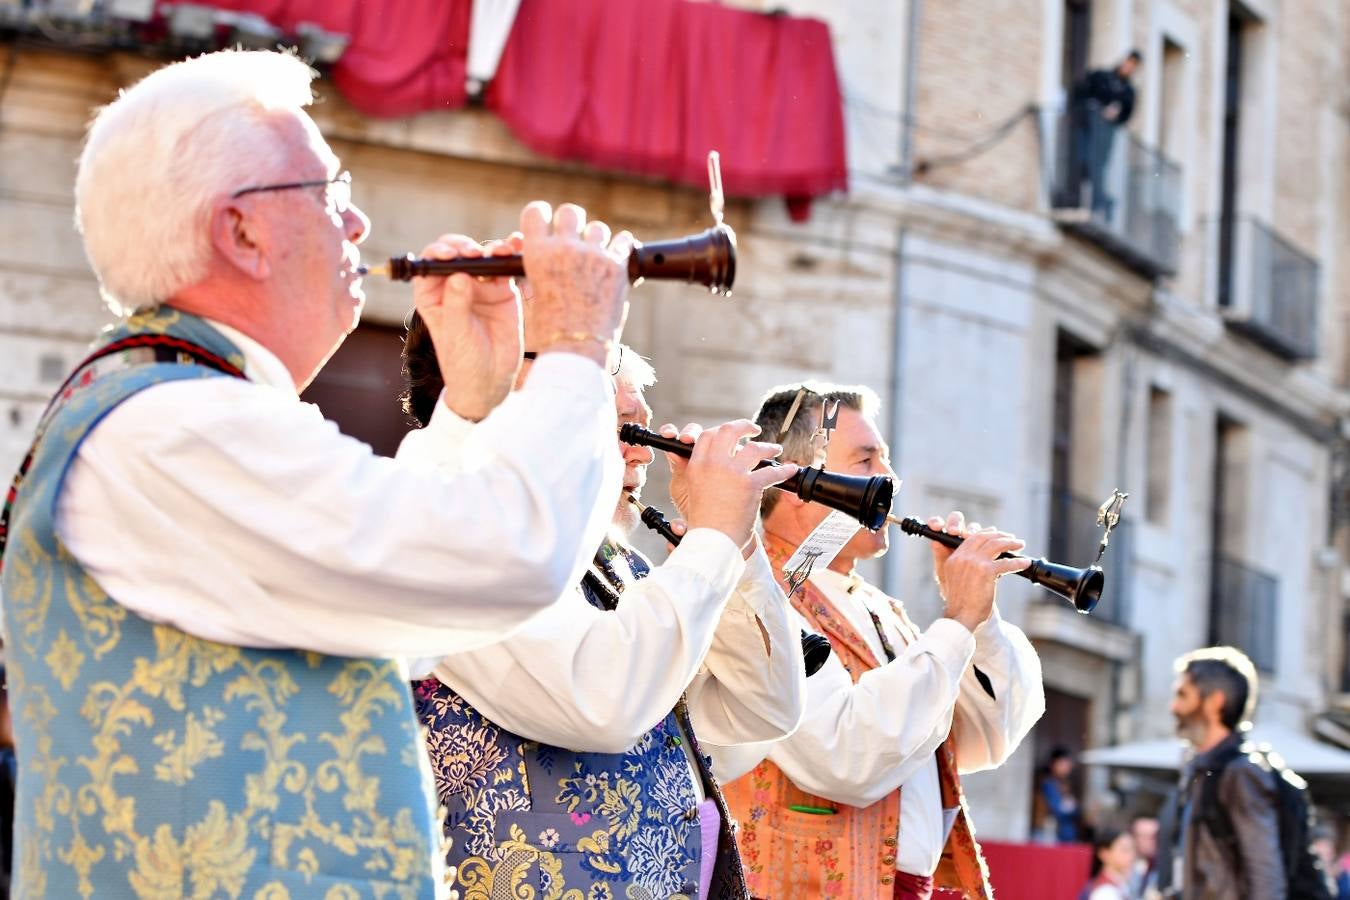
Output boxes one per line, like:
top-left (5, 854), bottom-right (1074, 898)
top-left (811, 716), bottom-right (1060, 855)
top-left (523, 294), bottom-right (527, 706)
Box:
top-left (1070, 49), bottom-right (1142, 218)
top-left (714, 383), bottom-right (1046, 900)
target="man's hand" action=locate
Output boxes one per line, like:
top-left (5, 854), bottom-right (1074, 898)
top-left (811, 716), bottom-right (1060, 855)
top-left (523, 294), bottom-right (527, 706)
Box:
top-left (413, 233), bottom-right (524, 422)
top-left (928, 510), bottom-right (1031, 632)
top-left (658, 421), bottom-right (797, 551)
top-left (521, 201), bottom-right (632, 366)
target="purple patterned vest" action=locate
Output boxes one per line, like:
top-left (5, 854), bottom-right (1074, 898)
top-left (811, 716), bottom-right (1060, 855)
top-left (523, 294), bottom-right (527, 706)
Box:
top-left (414, 543), bottom-right (749, 899)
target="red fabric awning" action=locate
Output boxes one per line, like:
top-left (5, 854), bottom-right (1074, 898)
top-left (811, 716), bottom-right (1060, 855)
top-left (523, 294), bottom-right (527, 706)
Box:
top-left (159, 0), bottom-right (846, 210)
top-left (176, 0), bottom-right (473, 117)
top-left (486, 0), bottom-right (848, 207)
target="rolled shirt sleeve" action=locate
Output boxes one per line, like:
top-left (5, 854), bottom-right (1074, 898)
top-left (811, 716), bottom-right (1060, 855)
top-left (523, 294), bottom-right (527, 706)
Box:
top-left (950, 606), bottom-right (1046, 774)
top-left (57, 351), bottom-right (623, 659)
top-left (430, 527), bottom-right (747, 753)
top-left (684, 539), bottom-right (807, 747)
top-left (747, 616), bottom-right (976, 809)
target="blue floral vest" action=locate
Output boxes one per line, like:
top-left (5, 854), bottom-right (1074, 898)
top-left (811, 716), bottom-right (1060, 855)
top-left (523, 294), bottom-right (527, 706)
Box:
top-left (415, 544), bottom-right (749, 899)
top-left (0, 309), bottom-right (441, 898)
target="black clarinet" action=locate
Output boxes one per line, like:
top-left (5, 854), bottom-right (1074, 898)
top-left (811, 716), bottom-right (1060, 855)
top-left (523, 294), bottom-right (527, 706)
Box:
top-left (627, 495), bottom-right (832, 677)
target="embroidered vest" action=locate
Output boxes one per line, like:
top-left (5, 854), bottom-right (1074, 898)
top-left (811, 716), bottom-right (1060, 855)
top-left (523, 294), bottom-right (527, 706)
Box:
top-left (720, 533), bottom-right (993, 900)
top-left (415, 542), bottom-right (750, 899)
top-left (0, 309), bottom-right (441, 899)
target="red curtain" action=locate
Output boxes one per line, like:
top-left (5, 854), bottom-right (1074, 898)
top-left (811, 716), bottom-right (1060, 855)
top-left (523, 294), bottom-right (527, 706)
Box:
top-left (486, 0), bottom-right (847, 207)
top-left (162, 0), bottom-right (847, 209)
top-left (175, 0), bottom-right (473, 117)
top-left (981, 841), bottom-right (1095, 900)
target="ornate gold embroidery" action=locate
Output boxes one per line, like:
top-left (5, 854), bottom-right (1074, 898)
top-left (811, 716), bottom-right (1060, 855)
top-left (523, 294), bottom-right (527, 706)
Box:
top-left (153, 707), bottom-right (226, 786)
top-left (45, 628), bottom-right (86, 690)
top-left (6, 319), bottom-right (437, 896)
top-left (59, 543), bottom-right (127, 660)
top-left (7, 531), bottom-right (54, 656)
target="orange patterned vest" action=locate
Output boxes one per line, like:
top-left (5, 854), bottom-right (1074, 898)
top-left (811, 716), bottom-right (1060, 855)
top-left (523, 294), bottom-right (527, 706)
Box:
top-left (720, 534), bottom-right (994, 900)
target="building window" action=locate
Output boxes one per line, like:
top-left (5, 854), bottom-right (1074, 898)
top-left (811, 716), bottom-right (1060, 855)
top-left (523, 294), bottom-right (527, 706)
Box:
top-left (1208, 414), bottom-right (1278, 672)
top-left (1216, 7), bottom-right (1256, 311)
top-left (1144, 386), bottom-right (1172, 525)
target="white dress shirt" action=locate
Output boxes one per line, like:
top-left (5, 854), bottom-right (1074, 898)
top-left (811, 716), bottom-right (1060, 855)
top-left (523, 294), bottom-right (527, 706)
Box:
top-left (400, 398), bottom-right (805, 761)
top-left (57, 318), bottom-right (622, 660)
top-left (708, 567), bottom-right (1044, 878)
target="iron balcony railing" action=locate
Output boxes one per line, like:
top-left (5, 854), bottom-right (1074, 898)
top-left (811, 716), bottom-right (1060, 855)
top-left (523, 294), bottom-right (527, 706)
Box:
top-left (1218, 216), bottom-right (1320, 361)
top-left (1046, 491), bottom-right (1133, 627)
top-left (1209, 555), bottom-right (1279, 673)
top-left (1047, 108), bottom-right (1181, 277)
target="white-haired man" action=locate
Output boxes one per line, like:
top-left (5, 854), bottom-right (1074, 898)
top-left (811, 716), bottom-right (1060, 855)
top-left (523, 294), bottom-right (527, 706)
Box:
top-left (0, 50), bottom-right (632, 897)
top-left (717, 382), bottom-right (1045, 900)
top-left (398, 322), bottom-right (806, 899)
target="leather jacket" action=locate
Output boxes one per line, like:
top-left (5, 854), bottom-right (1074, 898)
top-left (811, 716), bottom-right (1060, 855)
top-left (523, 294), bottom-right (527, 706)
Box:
top-left (1155, 733), bottom-right (1286, 900)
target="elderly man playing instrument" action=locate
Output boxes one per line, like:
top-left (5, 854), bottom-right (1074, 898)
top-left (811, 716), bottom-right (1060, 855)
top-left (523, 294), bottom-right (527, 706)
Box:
top-left (715, 383), bottom-right (1045, 900)
top-left (399, 313), bottom-right (807, 899)
top-left (0, 50), bottom-right (633, 898)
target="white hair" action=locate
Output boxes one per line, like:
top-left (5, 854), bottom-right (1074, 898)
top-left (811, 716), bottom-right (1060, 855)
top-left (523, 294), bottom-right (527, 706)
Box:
top-left (615, 345), bottom-right (657, 390)
top-left (75, 50), bottom-right (318, 314)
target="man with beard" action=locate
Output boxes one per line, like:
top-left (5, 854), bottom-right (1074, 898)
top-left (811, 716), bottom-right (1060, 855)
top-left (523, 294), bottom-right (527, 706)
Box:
top-left (399, 310), bottom-right (806, 899)
top-left (715, 382), bottom-right (1045, 900)
top-left (1154, 647), bottom-right (1287, 899)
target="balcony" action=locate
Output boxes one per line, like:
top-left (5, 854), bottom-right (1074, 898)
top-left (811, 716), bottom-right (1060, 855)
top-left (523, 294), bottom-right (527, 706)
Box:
top-left (1208, 555), bottom-right (1279, 672)
top-left (1047, 109), bottom-right (1181, 278)
top-left (1046, 492), bottom-right (1134, 629)
top-left (1218, 217), bottom-right (1320, 361)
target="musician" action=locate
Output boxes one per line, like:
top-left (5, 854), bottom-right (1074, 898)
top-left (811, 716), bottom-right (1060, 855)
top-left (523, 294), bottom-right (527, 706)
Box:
top-left (400, 315), bottom-right (807, 899)
top-left (715, 383), bottom-right (1046, 900)
top-left (0, 50), bottom-right (631, 897)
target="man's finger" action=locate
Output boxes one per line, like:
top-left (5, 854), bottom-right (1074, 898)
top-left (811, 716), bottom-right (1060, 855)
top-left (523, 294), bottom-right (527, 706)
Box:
top-left (520, 202), bottom-right (552, 241)
top-left (553, 203), bottom-right (585, 237)
top-left (583, 219), bottom-right (611, 247)
top-left (609, 230), bottom-right (635, 264)
top-left (751, 462), bottom-right (798, 492)
top-left (734, 440), bottom-right (785, 469)
top-left (993, 556), bottom-right (1033, 576)
top-left (708, 419), bottom-right (760, 456)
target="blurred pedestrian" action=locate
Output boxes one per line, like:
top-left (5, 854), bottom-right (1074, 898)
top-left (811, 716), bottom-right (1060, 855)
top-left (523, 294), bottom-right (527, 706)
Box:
top-left (1155, 646), bottom-right (1331, 899)
top-left (1080, 827), bottom-right (1137, 900)
top-left (1034, 745), bottom-right (1082, 843)
top-left (1125, 814), bottom-right (1159, 898)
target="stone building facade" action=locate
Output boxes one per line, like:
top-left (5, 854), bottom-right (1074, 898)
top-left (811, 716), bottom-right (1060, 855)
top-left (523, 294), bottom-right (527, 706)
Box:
top-left (1, 0), bottom-right (1347, 839)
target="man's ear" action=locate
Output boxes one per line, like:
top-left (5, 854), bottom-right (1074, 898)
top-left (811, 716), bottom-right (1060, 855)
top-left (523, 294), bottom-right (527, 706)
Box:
top-left (1202, 689), bottom-right (1227, 723)
top-left (211, 199), bottom-right (270, 281)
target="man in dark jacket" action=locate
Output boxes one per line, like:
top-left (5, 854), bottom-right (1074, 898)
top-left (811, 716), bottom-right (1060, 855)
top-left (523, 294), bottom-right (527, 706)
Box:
top-left (1155, 647), bottom-right (1284, 899)
top-left (1069, 50), bottom-right (1142, 217)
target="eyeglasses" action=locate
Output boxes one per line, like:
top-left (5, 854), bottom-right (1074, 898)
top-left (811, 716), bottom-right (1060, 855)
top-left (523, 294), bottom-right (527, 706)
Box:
top-left (232, 171), bottom-right (353, 215)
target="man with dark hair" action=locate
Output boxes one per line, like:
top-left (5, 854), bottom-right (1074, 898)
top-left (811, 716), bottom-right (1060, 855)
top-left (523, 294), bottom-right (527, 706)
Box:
top-left (717, 382), bottom-right (1045, 900)
top-left (1069, 49), bottom-right (1142, 216)
top-left (1155, 646), bottom-right (1285, 899)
